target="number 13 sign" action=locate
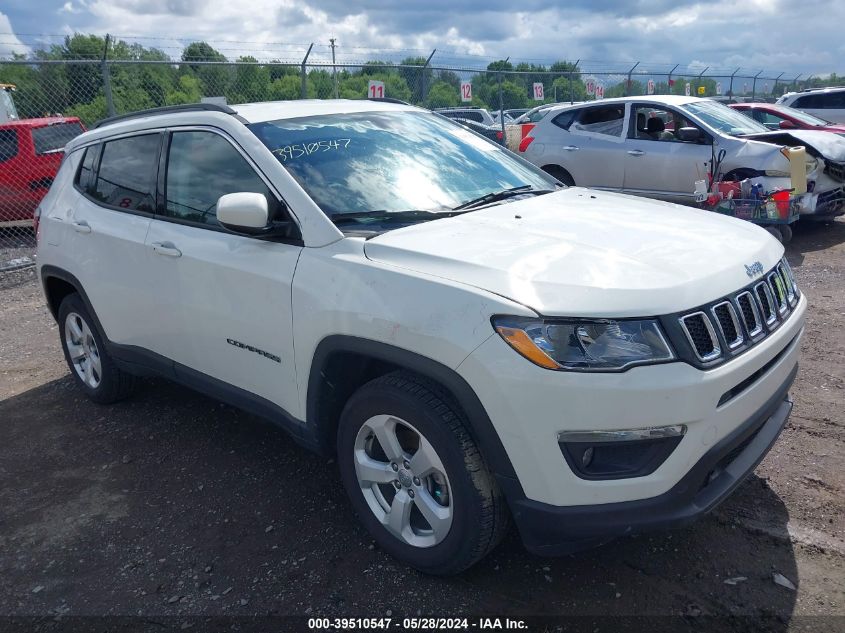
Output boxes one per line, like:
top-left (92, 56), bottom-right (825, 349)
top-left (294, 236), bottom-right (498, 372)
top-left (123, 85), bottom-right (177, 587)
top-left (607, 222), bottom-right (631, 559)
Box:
top-left (532, 82), bottom-right (544, 101)
top-left (368, 80), bottom-right (385, 99)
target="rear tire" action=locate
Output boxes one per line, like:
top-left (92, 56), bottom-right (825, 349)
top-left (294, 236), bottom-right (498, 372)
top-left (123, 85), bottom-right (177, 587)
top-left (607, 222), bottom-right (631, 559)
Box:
top-left (58, 293), bottom-right (136, 404)
top-left (337, 371), bottom-right (509, 575)
top-left (765, 226), bottom-right (783, 242)
top-left (542, 164), bottom-right (575, 186)
top-left (779, 224), bottom-right (793, 243)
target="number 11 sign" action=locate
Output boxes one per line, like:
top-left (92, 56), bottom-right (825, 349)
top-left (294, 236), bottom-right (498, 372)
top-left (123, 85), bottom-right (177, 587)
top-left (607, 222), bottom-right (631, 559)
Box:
top-left (368, 80), bottom-right (385, 99)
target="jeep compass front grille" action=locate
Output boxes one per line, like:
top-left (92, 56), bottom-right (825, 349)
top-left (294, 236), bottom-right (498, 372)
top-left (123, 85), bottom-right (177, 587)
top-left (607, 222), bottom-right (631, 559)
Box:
top-left (673, 258), bottom-right (800, 365)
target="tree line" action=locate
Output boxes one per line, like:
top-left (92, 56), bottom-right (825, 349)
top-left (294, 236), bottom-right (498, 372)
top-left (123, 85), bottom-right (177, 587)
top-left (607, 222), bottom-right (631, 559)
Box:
top-left (1, 34), bottom-right (839, 126)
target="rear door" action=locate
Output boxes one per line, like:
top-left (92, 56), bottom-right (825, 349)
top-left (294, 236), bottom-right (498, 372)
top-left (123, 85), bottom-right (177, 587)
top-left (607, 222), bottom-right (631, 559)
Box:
top-left (546, 103), bottom-right (627, 189)
top-left (144, 128), bottom-right (302, 413)
top-left (66, 133), bottom-right (160, 348)
top-left (622, 103), bottom-right (713, 204)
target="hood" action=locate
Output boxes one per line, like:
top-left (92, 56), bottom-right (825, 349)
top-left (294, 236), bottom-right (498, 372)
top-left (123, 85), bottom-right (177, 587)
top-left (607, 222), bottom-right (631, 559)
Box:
top-left (364, 189), bottom-right (784, 317)
top-left (742, 130), bottom-right (845, 162)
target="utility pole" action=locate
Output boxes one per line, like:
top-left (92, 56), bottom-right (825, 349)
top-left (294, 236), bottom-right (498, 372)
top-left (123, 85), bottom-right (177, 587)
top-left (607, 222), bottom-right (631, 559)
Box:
top-left (330, 38), bottom-right (338, 99)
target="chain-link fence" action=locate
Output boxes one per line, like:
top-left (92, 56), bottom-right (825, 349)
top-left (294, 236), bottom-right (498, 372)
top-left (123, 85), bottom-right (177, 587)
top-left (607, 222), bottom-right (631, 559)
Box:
top-left (0, 35), bottom-right (830, 278)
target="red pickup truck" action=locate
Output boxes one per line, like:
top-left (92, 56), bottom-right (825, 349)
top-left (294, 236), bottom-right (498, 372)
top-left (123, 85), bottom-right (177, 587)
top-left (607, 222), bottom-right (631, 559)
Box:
top-left (0, 117), bottom-right (85, 226)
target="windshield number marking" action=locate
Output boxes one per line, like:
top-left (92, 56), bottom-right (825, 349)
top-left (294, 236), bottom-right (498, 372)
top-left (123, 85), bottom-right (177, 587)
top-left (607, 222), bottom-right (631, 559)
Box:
top-left (273, 138), bottom-right (351, 162)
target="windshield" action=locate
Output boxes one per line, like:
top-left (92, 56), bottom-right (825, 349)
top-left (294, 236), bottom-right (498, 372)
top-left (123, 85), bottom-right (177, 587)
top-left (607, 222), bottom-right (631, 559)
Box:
top-left (776, 105), bottom-right (831, 126)
top-left (248, 111), bottom-right (553, 220)
top-left (684, 100), bottom-right (769, 136)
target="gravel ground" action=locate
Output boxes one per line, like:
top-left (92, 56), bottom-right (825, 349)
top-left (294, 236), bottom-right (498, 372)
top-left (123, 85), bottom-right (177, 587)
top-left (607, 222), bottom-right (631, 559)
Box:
top-left (0, 220), bottom-right (843, 632)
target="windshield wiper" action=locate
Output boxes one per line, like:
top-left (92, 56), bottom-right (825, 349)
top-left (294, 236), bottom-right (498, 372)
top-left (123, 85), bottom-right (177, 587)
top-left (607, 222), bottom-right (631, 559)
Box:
top-left (452, 185), bottom-right (554, 211)
top-left (331, 209), bottom-right (456, 225)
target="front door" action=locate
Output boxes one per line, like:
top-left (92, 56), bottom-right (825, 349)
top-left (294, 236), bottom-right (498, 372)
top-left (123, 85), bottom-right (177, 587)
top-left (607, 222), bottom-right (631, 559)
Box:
top-left (145, 129), bottom-right (303, 413)
top-left (622, 104), bottom-right (713, 204)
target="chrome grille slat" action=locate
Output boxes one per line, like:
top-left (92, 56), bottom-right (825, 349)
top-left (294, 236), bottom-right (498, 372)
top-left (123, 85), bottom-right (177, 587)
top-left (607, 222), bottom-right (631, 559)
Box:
top-left (680, 312), bottom-right (721, 362)
top-left (711, 301), bottom-right (743, 350)
top-left (735, 291), bottom-right (763, 337)
top-left (677, 257), bottom-right (799, 365)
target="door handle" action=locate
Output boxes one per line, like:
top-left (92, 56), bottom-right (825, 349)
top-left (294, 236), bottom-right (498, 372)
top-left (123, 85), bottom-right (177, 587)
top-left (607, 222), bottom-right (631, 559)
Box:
top-left (627, 150), bottom-right (646, 157)
top-left (151, 241), bottom-right (182, 258)
top-left (563, 145), bottom-right (580, 151)
top-left (72, 220), bottom-right (92, 234)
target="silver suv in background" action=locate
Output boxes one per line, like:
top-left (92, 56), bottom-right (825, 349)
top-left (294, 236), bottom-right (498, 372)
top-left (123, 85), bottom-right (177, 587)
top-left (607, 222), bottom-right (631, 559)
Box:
top-left (778, 88), bottom-right (845, 124)
top-left (435, 107), bottom-right (497, 127)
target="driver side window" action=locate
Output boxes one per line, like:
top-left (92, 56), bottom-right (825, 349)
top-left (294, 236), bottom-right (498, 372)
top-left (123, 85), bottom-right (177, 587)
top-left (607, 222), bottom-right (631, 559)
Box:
top-left (164, 130), bottom-right (282, 227)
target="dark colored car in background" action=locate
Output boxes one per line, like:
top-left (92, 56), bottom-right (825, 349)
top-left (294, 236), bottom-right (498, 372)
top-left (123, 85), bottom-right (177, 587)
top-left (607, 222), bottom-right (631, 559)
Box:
top-left (453, 117), bottom-right (505, 145)
top-left (730, 103), bottom-right (845, 135)
top-left (0, 117), bottom-right (86, 225)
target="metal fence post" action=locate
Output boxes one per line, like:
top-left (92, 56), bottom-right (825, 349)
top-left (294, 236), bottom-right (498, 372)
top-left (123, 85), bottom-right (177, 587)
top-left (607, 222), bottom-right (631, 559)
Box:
top-left (625, 62), bottom-right (639, 96)
top-left (696, 66), bottom-right (709, 95)
top-left (570, 59), bottom-right (579, 104)
top-left (421, 49), bottom-right (436, 104)
top-left (498, 70), bottom-right (505, 140)
top-left (728, 68), bottom-right (740, 98)
top-left (330, 38), bottom-right (338, 99)
top-left (773, 72), bottom-right (784, 97)
top-left (667, 64), bottom-right (679, 94)
top-left (751, 70), bottom-right (762, 100)
top-left (101, 34), bottom-right (116, 117)
top-left (300, 43), bottom-right (313, 99)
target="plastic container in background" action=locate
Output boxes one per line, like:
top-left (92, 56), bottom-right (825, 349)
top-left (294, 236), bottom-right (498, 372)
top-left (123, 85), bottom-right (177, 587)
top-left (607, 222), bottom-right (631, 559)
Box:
top-left (772, 190), bottom-right (790, 218)
top-left (784, 146), bottom-right (808, 194)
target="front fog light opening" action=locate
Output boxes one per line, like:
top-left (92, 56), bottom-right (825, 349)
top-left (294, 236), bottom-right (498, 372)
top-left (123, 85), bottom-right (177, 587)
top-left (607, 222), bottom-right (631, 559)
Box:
top-left (558, 425), bottom-right (686, 481)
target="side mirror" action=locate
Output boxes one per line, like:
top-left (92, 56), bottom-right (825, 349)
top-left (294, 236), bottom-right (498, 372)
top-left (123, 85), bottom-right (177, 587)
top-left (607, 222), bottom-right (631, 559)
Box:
top-left (779, 119), bottom-right (796, 130)
top-left (216, 192), bottom-right (269, 233)
top-left (677, 126), bottom-right (702, 142)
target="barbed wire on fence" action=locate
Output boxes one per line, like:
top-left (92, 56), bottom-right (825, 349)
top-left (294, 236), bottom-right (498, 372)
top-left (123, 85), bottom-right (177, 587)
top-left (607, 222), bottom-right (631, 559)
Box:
top-left (1, 32), bottom-right (841, 274)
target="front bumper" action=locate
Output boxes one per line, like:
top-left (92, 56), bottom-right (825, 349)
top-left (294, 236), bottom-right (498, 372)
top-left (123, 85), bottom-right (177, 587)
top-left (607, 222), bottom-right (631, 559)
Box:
top-left (501, 365), bottom-right (795, 555)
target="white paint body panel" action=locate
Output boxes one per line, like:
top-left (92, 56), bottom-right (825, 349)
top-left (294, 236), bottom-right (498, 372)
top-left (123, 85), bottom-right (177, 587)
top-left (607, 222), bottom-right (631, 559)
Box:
top-left (37, 99), bottom-right (805, 510)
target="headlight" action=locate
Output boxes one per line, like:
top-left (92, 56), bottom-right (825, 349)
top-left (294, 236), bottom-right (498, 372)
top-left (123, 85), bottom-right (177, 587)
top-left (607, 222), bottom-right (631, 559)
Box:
top-left (492, 316), bottom-right (675, 372)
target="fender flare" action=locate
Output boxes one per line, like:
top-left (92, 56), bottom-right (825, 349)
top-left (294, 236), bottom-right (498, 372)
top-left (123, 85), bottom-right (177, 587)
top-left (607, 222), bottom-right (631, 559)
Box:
top-left (307, 335), bottom-right (522, 490)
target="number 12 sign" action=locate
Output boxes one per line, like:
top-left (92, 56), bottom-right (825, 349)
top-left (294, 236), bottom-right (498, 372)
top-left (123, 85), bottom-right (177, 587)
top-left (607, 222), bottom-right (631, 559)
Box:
top-left (532, 82), bottom-right (544, 101)
top-left (368, 80), bottom-right (385, 99)
top-left (460, 81), bottom-right (472, 103)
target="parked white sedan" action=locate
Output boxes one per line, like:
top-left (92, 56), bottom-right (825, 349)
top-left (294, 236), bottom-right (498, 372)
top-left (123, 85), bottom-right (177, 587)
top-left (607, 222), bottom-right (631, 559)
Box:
top-left (519, 95), bottom-right (845, 220)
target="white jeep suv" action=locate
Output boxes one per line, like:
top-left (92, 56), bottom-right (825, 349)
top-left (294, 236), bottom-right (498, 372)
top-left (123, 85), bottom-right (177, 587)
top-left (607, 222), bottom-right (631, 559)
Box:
top-left (35, 99), bottom-right (806, 575)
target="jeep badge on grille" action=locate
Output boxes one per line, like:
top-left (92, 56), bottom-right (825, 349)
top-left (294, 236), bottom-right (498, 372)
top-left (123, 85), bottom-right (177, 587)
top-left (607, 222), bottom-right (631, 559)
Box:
top-left (745, 261), bottom-right (764, 278)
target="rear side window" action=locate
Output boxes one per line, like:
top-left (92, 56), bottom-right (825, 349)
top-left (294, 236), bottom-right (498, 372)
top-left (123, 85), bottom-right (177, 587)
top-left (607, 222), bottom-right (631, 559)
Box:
top-left (92, 134), bottom-right (159, 213)
top-left (164, 130), bottom-right (281, 227)
top-left (570, 105), bottom-right (625, 138)
top-left (32, 122), bottom-right (85, 155)
top-left (0, 129), bottom-right (18, 162)
top-left (794, 92), bottom-right (845, 109)
top-left (551, 110), bottom-right (576, 130)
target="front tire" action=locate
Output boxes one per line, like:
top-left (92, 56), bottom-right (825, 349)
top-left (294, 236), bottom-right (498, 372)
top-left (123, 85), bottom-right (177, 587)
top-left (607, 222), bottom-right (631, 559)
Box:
top-left (58, 293), bottom-right (136, 403)
top-left (337, 371), bottom-right (509, 575)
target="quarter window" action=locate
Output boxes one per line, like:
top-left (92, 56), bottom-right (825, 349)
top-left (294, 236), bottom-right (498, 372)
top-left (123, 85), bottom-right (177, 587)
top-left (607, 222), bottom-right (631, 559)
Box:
top-left (92, 134), bottom-right (159, 213)
top-left (164, 130), bottom-right (281, 227)
top-left (570, 105), bottom-right (625, 138)
top-left (0, 129), bottom-right (18, 162)
top-left (75, 145), bottom-right (100, 192)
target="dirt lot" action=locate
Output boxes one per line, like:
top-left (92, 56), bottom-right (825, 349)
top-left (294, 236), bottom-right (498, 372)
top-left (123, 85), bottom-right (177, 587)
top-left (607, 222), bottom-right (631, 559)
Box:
top-left (1, 221), bottom-right (843, 632)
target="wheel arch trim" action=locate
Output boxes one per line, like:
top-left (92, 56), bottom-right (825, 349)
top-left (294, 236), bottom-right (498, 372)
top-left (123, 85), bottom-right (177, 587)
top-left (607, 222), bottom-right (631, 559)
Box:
top-left (307, 335), bottom-right (522, 489)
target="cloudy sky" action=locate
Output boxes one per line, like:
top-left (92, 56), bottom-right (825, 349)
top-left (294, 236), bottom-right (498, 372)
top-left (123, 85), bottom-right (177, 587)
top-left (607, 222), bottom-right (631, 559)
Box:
top-left (1, 0), bottom-right (843, 75)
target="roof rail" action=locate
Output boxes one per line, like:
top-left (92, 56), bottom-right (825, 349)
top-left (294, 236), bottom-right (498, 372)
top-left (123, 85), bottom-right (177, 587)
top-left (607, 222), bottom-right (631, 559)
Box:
top-left (93, 103), bottom-right (240, 129)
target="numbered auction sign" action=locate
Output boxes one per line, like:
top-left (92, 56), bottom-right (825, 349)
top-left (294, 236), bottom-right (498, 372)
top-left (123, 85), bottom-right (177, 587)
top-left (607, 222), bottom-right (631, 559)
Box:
top-left (716, 82), bottom-right (723, 95)
top-left (595, 84), bottom-right (604, 99)
top-left (647, 79), bottom-right (655, 95)
top-left (460, 81), bottom-right (472, 103)
top-left (368, 80), bottom-right (385, 99)
top-left (532, 82), bottom-right (544, 101)
top-left (586, 80), bottom-right (595, 96)
top-left (685, 82), bottom-right (691, 96)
